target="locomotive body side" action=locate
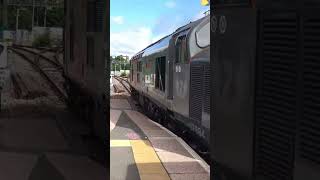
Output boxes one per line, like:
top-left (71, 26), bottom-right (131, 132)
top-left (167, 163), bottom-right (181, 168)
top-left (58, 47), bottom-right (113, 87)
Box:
top-left (129, 16), bottom-right (210, 148)
top-left (140, 35), bottom-right (172, 110)
top-left (169, 15), bottom-right (210, 146)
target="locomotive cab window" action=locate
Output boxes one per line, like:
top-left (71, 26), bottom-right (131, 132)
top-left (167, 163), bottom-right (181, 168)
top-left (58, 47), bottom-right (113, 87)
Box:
top-left (175, 35), bottom-right (188, 63)
top-left (196, 22), bottom-right (210, 48)
top-left (130, 61), bottom-right (134, 81)
top-left (137, 61), bottom-right (142, 83)
top-left (137, 73), bottom-right (140, 83)
top-left (138, 61), bottom-right (142, 72)
top-left (0, 45), bottom-right (3, 54)
top-left (155, 57), bottom-right (166, 92)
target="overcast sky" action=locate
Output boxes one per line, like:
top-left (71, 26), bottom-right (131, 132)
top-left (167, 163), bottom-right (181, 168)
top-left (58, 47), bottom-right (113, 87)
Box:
top-left (110, 0), bottom-right (209, 57)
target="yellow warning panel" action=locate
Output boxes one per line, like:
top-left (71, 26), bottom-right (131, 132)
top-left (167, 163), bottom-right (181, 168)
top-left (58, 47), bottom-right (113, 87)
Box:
top-left (140, 174), bottom-right (171, 180)
top-left (130, 140), bottom-right (170, 180)
top-left (110, 140), bottom-right (131, 147)
top-left (130, 140), bottom-right (154, 154)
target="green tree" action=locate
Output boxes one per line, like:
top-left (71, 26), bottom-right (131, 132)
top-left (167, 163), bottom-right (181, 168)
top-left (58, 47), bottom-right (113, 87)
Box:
top-left (8, 6), bottom-right (33, 30)
top-left (47, 7), bottom-right (64, 27)
top-left (111, 55), bottom-right (130, 72)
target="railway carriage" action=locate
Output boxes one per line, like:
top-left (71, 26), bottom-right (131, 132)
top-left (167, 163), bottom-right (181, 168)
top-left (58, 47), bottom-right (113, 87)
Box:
top-left (129, 15), bottom-right (210, 148)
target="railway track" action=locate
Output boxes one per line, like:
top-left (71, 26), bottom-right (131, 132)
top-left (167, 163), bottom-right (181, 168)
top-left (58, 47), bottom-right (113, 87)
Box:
top-left (113, 76), bottom-right (131, 94)
top-left (9, 46), bottom-right (67, 103)
top-left (12, 45), bottom-right (63, 69)
top-left (12, 44), bottom-right (63, 53)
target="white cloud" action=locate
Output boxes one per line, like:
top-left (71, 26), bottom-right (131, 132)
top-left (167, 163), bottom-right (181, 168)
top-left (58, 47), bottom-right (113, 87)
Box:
top-left (110, 27), bottom-right (153, 57)
top-left (165, 1), bottom-right (176, 8)
top-left (192, 11), bottom-right (206, 21)
top-left (110, 10), bottom-right (209, 57)
top-left (152, 15), bottom-right (185, 39)
top-left (111, 16), bottom-right (124, 25)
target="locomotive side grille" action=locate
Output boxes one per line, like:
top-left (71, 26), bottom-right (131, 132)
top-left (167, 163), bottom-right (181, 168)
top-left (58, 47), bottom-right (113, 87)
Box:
top-left (300, 17), bottom-right (320, 165)
top-left (255, 13), bottom-right (297, 180)
top-left (95, 0), bottom-right (104, 32)
top-left (203, 64), bottom-right (210, 113)
top-left (190, 63), bottom-right (203, 122)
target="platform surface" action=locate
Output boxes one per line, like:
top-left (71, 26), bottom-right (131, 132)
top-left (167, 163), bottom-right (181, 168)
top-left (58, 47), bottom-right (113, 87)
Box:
top-left (110, 97), bottom-right (210, 180)
top-left (0, 107), bottom-right (107, 180)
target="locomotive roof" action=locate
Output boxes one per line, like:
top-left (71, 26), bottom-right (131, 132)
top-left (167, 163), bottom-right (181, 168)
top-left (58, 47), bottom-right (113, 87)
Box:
top-left (130, 15), bottom-right (208, 61)
top-left (142, 34), bottom-right (172, 57)
top-left (172, 16), bottom-right (204, 35)
top-left (130, 34), bottom-right (172, 61)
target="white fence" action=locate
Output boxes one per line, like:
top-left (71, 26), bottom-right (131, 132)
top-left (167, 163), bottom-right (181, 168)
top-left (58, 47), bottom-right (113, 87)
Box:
top-left (110, 70), bottom-right (130, 76)
top-left (2, 27), bottom-right (63, 46)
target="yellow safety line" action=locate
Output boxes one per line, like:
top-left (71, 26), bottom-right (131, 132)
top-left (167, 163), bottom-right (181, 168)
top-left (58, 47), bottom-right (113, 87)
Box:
top-left (130, 140), bottom-right (170, 180)
top-left (110, 140), bottom-right (131, 147)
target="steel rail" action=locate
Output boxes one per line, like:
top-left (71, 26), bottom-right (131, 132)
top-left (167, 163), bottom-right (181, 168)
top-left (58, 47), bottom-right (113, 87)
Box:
top-left (9, 47), bottom-right (67, 103)
top-left (113, 76), bottom-right (131, 94)
top-left (11, 46), bottom-right (63, 70)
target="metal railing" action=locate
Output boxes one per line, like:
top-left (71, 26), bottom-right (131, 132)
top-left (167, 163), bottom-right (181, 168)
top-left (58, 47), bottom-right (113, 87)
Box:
top-left (7, 0), bottom-right (64, 7)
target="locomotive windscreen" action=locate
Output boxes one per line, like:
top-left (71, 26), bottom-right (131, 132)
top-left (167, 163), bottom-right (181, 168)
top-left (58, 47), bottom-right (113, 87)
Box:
top-left (196, 22), bottom-right (210, 48)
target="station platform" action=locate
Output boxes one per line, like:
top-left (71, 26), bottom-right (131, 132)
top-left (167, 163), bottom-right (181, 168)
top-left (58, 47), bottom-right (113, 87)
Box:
top-left (110, 97), bottom-right (210, 180)
top-left (0, 105), bottom-right (107, 180)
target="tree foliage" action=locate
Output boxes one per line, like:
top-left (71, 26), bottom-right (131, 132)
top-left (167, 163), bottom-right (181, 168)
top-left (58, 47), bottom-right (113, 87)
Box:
top-left (32, 32), bottom-right (51, 47)
top-left (8, 6), bottom-right (33, 30)
top-left (6, 6), bottom-right (64, 30)
top-left (46, 7), bottom-right (64, 27)
top-left (111, 55), bottom-right (130, 71)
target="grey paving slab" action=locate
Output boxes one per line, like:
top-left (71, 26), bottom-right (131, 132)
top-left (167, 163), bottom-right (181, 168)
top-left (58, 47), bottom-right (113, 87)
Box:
top-left (144, 130), bottom-right (172, 138)
top-left (110, 109), bottom-right (122, 131)
top-left (0, 151), bottom-right (38, 180)
top-left (55, 111), bottom-right (91, 136)
top-left (134, 121), bottom-right (162, 130)
top-left (149, 138), bottom-right (192, 157)
top-left (0, 118), bottom-right (68, 151)
top-left (156, 151), bottom-right (199, 163)
top-left (170, 173), bottom-right (210, 180)
top-left (157, 152), bottom-right (207, 174)
top-left (45, 153), bottom-right (107, 180)
top-left (28, 155), bottom-right (65, 180)
top-left (111, 99), bottom-right (131, 109)
top-left (111, 112), bottom-right (147, 140)
top-left (124, 110), bottom-right (162, 130)
top-left (162, 161), bottom-right (207, 174)
top-left (110, 147), bottom-right (140, 180)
